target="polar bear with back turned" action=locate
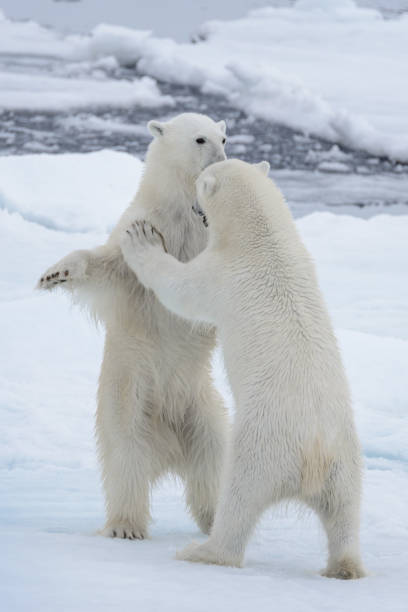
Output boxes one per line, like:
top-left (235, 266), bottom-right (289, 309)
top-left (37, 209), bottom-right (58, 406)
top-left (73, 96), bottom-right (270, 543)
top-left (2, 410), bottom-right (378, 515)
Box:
top-left (38, 113), bottom-right (228, 539)
top-left (120, 158), bottom-right (365, 579)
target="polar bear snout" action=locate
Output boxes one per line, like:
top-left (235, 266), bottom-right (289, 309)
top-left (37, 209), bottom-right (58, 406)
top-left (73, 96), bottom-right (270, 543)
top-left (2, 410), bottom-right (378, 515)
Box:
top-left (202, 148), bottom-right (226, 171)
top-left (213, 144), bottom-right (227, 163)
top-left (214, 150), bottom-right (227, 163)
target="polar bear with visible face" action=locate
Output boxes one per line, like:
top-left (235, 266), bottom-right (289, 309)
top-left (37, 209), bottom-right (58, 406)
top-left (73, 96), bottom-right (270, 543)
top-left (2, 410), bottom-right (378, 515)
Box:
top-left (38, 113), bottom-right (228, 539)
top-left (120, 158), bottom-right (365, 579)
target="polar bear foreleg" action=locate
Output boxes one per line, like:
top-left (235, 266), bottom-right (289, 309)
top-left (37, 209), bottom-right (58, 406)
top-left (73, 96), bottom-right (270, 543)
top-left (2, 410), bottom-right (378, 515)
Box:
top-left (37, 245), bottom-right (114, 292)
top-left (120, 221), bottom-right (214, 325)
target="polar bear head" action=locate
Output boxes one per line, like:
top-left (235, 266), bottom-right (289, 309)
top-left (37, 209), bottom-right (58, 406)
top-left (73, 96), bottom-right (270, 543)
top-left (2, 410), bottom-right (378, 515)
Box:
top-left (196, 158), bottom-right (271, 235)
top-left (146, 113), bottom-right (227, 180)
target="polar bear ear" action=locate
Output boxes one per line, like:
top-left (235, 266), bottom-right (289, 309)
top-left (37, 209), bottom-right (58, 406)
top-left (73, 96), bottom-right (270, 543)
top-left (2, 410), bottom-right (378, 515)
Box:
top-left (254, 161), bottom-right (270, 176)
top-left (199, 173), bottom-right (218, 199)
top-left (217, 120), bottom-right (227, 134)
top-left (147, 120), bottom-right (165, 138)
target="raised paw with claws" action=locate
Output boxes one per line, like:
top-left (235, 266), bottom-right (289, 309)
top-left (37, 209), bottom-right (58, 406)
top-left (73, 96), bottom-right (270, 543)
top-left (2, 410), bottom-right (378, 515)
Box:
top-left (37, 250), bottom-right (90, 291)
top-left (120, 220), bottom-right (167, 289)
top-left (124, 220), bottom-right (167, 254)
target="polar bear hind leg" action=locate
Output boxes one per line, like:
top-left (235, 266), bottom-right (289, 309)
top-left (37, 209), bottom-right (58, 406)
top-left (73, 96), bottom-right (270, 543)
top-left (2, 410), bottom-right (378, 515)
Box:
top-left (181, 387), bottom-right (227, 535)
top-left (96, 359), bottom-right (153, 539)
top-left (96, 337), bottom-right (183, 540)
top-left (177, 426), bottom-right (286, 567)
top-left (306, 459), bottom-right (366, 579)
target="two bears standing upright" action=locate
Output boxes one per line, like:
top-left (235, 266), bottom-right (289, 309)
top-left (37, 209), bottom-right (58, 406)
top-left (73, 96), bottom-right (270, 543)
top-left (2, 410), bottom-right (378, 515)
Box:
top-left (39, 113), bottom-right (364, 579)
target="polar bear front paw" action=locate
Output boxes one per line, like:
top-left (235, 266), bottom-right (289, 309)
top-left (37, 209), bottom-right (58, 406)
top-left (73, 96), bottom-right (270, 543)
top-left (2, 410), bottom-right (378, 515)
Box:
top-left (120, 221), bottom-right (167, 287)
top-left (100, 520), bottom-right (148, 541)
top-left (37, 250), bottom-right (90, 291)
top-left (176, 540), bottom-right (242, 567)
top-left (121, 220), bottom-right (167, 258)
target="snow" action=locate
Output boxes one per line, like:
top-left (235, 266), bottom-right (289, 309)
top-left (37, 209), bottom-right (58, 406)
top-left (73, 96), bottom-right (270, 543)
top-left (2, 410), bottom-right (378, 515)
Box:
top-left (1, 147), bottom-right (407, 232)
top-left (1, 1), bottom-right (406, 40)
top-left (1, 2), bottom-right (408, 159)
top-left (59, 115), bottom-right (149, 138)
top-left (0, 7), bottom-right (74, 56)
top-left (0, 1), bottom-right (294, 41)
top-left (0, 150), bottom-right (142, 234)
top-left (0, 150), bottom-right (407, 611)
top-left (99, 0), bottom-right (408, 161)
top-left (1, 0), bottom-right (407, 607)
top-left (0, 71), bottom-right (173, 112)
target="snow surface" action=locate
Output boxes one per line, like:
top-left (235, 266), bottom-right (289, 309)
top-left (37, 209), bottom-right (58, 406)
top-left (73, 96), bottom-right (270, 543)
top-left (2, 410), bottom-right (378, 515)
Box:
top-left (0, 0), bottom-right (407, 40)
top-left (0, 0), bottom-right (295, 40)
top-left (0, 150), bottom-right (142, 234)
top-left (1, 150), bottom-right (407, 611)
top-left (1, 1), bottom-right (407, 160)
top-left (0, 71), bottom-right (173, 112)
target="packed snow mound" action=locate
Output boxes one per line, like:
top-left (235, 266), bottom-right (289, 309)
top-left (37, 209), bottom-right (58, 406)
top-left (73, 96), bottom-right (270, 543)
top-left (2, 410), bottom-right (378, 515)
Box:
top-left (0, 150), bottom-right (142, 233)
top-left (298, 212), bottom-right (408, 340)
top-left (0, 150), bottom-right (407, 611)
top-left (0, 8), bottom-right (74, 56)
top-left (0, 71), bottom-right (173, 112)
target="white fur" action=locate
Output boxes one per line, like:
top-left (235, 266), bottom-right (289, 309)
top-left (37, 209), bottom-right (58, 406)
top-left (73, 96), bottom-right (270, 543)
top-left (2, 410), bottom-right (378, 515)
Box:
top-left (120, 158), bottom-right (365, 579)
top-left (38, 113), bottom-right (229, 539)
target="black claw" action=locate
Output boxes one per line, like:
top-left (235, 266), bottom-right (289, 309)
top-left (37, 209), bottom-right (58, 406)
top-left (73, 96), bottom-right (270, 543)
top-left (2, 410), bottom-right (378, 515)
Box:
top-left (59, 279), bottom-right (67, 283)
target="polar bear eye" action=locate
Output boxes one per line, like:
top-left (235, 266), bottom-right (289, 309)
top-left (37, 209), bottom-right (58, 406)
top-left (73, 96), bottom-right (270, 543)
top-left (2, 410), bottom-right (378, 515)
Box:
top-left (196, 138), bottom-right (206, 144)
top-left (222, 138), bottom-right (226, 144)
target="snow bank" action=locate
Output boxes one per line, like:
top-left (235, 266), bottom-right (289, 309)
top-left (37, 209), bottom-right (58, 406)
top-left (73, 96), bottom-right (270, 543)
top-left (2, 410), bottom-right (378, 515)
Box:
top-left (59, 114), bottom-right (149, 137)
top-left (0, 7), bottom-right (74, 56)
top-left (0, 71), bottom-right (173, 112)
top-left (298, 212), bottom-right (408, 339)
top-left (0, 150), bottom-right (142, 233)
top-left (1, 150), bottom-right (407, 610)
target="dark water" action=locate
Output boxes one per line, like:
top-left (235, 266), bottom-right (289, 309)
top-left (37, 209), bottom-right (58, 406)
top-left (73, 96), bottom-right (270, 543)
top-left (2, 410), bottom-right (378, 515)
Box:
top-left (0, 76), bottom-right (404, 178)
